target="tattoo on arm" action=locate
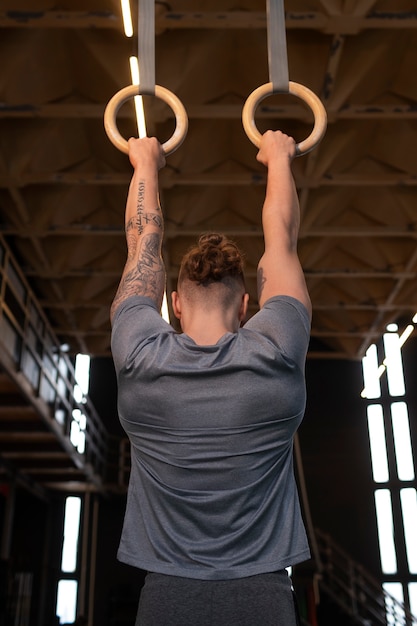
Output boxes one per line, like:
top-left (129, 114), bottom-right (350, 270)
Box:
top-left (135, 180), bottom-right (162, 233)
top-left (137, 211), bottom-right (162, 233)
top-left (126, 212), bottom-right (162, 255)
top-left (112, 180), bottom-right (165, 319)
top-left (257, 266), bottom-right (266, 302)
top-left (126, 217), bottom-right (137, 260)
top-left (111, 232), bottom-right (165, 319)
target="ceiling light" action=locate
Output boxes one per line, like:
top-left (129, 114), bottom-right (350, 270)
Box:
top-left (129, 56), bottom-right (147, 138)
top-left (121, 0), bottom-right (134, 37)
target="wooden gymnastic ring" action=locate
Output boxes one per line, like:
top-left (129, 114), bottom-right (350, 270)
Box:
top-left (242, 81), bottom-right (327, 156)
top-left (104, 84), bottom-right (188, 156)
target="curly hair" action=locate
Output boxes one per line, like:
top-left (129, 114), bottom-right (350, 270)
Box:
top-left (178, 233), bottom-right (245, 288)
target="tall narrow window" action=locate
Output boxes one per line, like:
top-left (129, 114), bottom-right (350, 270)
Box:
top-left (391, 403), bottom-right (415, 482)
top-left (361, 343), bottom-right (381, 399)
top-left (367, 404), bottom-right (389, 483)
top-left (56, 496), bottom-right (82, 624)
top-left (61, 497), bottom-right (81, 572)
top-left (56, 580), bottom-right (78, 624)
top-left (74, 353), bottom-right (90, 399)
top-left (383, 582), bottom-right (404, 626)
top-left (362, 320), bottom-right (417, 623)
top-left (409, 583), bottom-right (417, 621)
top-left (400, 489), bottom-right (417, 574)
top-left (374, 489), bottom-right (397, 575)
top-left (383, 326), bottom-right (405, 397)
top-left (71, 354), bottom-right (90, 455)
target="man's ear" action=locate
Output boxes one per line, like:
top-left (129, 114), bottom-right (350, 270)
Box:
top-left (171, 291), bottom-right (181, 320)
top-left (239, 293), bottom-right (250, 322)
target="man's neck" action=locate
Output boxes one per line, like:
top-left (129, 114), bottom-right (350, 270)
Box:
top-left (182, 312), bottom-right (238, 346)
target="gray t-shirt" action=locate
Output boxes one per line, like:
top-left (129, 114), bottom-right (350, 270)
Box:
top-left (111, 294), bottom-right (311, 580)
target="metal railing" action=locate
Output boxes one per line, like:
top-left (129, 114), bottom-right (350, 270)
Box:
top-left (0, 234), bottom-right (109, 488)
top-left (315, 528), bottom-right (417, 626)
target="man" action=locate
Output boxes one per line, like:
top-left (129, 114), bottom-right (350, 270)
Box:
top-left (111, 131), bottom-right (311, 625)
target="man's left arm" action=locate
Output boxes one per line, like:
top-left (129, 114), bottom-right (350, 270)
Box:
top-left (110, 137), bottom-right (166, 322)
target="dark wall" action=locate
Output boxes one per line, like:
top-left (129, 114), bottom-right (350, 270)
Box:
top-left (301, 334), bottom-right (417, 579)
top-left (89, 357), bottom-right (121, 436)
top-left (89, 358), bottom-right (145, 625)
top-left (0, 488), bottom-right (65, 626)
top-left (93, 495), bottom-right (145, 626)
top-left (301, 358), bottom-right (381, 577)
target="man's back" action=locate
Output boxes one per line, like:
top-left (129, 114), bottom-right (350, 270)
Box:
top-left (112, 294), bottom-right (310, 579)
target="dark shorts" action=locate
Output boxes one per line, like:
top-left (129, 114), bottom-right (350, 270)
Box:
top-left (136, 570), bottom-right (300, 626)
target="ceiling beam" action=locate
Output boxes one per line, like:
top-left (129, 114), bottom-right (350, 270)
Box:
top-left (2, 103), bottom-right (417, 121)
top-left (26, 268), bottom-right (417, 281)
top-left (1, 11), bottom-right (417, 33)
top-left (3, 226), bottom-right (417, 239)
top-left (1, 172), bottom-right (417, 189)
top-left (37, 301), bottom-right (417, 314)
top-left (2, 451), bottom-right (69, 460)
top-left (357, 247), bottom-right (417, 356)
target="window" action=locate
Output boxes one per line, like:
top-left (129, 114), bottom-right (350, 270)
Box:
top-left (56, 496), bottom-right (82, 624)
top-left (367, 404), bottom-right (389, 483)
top-left (70, 354), bottom-right (91, 454)
top-left (362, 321), bottom-right (417, 622)
top-left (56, 580), bottom-right (78, 624)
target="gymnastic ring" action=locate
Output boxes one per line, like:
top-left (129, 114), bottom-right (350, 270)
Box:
top-left (242, 81), bottom-right (327, 156)
top-left (104, 84), bottom-right (188, 156)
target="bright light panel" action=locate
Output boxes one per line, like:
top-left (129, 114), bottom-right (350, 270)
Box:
top-left (367, 404), bottom-right (389, 483)
top-left (56, 579), bottom-right (78, 625)
top-left (70, 419), bottom-right (80, 449)
top-left (61, 496), bottom-right (81, 572)
top-left (129, 56), bottom-right (147, 138)
top-left (375, 489), bottom-right (397, 574)
top-left (383, 332), bottom-right (405, 397)
top-left (161, 292), bottom-right (170, 323)
top-left (400, 489), bottom-right (417, 574)
top-left (121, 0), bottom-right (133, 37)
top-left (391, 402), bottom-right (415, 481)
top-left (383, 582), bottom-right (404, 626)
top-left (408, 583), bottom-right (417, 622)
top-left (361, 344), bottom-right (381, 399)
top-left (70, 409), bottom-right (86, 454)
top-left (75, 353), bottom-right (90, 396)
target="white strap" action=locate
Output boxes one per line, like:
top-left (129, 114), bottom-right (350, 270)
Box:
top-left (138, 0), bottom-right (155, 95)
top-left (267, 0), bottom-right (289, 92)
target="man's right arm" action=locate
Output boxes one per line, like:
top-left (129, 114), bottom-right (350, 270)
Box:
top-left (110, 137), bottom-right (166, 323)
top-left (256, 131), bottom-right (311, 318)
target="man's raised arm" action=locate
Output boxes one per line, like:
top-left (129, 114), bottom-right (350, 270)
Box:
top-left (256, 131), bottom-right (311, 317)
top-left (110, 137), bottom-right (166, 322)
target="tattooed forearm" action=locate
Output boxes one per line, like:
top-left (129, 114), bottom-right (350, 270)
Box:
top-left (126, 217), bottom-right (138, 259)
top-left (111, 232), bottom-right (165, 319)
top-left (126, 212), bottom-right (162, 257)
top-left (136, 211), bottom-right (162, 234)
top-left (112, 173), bottom-right (166, 319)
top-left (140, 231), bottom-right (161, 267)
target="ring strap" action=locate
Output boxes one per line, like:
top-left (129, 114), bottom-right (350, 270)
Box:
top-left (267, 0), bottom-right (289, 92)
top-left (138, 0), bottom-right (155, 95)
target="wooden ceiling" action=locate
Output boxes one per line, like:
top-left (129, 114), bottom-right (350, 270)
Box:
top-left (1, 0), bottom-right (417, 360)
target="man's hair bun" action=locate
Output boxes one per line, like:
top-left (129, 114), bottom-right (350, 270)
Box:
top-left (179, 233), bottom-right (245, 286)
